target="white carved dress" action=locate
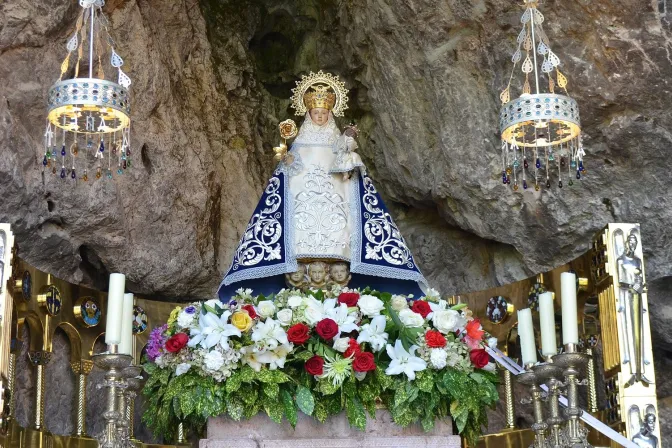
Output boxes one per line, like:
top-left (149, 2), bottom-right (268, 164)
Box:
top-left (218, 112), bottom-right (426, 300)
top-left (288, 112), bottom-right (364, 260)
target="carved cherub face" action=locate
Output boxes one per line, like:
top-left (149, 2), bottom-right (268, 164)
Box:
top-left (309, 108), bottom-right (329, 126)
top-left (627, 235), bottom-right (638, 254)
top-left (289, 264), bottom-right (306, 283)
top-left (645, 414), bottom-right (656, 432)
top-left (309, 262), bottom-right (327, 283)
top-left (330, 263), bottom-right (349, 283)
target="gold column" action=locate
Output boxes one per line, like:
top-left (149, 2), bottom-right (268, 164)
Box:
top-left (28, 351), bottom-right (51, 431)
top-left (7, 352), bottom-right (15, 421)
top-left (71, 360), bottom-right (94, 437)
top-left (586, 347), bottom-right (599, 413)
top-left (503, 369), bottom-right (516, 429)
top-left (177, 422), bottom-right (186, 444)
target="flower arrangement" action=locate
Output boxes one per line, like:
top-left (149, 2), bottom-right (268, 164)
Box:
top-left (142, 287), bottom-right (499, 445)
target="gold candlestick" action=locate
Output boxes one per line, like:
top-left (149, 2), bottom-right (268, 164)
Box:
top-left (517, 365), bottom-right (549, 448)
top-left (534, 364), bottom-right (566, 448)
top-left (553, 345), bottom-right (592, 448)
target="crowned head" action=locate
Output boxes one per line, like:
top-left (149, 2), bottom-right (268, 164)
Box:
top-left (291, 70), bottom-right (349, 118)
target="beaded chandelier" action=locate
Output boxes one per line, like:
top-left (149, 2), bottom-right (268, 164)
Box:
top-left (499, 0), bottom-right (585, 192)
top-left (43, 0), bottom-right (132, 182)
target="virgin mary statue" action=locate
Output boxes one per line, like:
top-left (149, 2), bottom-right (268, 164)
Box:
top-left (218, 71), bottom-right (428, 301)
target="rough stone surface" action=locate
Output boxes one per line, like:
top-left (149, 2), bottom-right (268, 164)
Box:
top-left (203, 411), bottom-right (459, 448)
top-left (2, 0), bottom-right (672, 444)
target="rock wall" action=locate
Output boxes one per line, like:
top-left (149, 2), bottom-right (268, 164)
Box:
top-left (2, 0), bottom-right (672, 443)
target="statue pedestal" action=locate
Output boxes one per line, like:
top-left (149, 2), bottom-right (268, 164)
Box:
top-left (200, 410), bottom-right (461, 447)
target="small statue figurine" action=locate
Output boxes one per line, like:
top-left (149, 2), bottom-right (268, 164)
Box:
top-left (285, 263), bottom-right (308, 289)
top-left (630, 405), bottom-right (658, 448)
top-left (614, 227), bottom-right (652, 387)
top-left (333, 122), bottom-right (365, 180)
top-left (307, 261), bottom-right (329, 289)
top-left (328, 262), bottom-right (351, 287)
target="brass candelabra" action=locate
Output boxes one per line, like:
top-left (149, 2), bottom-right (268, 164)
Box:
top-left (517, 345), bottom-right (593, 448)
top-left (552, 345), bottom-right (592, 448)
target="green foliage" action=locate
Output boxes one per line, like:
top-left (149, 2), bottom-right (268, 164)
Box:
top-left (295, 386), bottom-right (315, 416)
top-left (142, 295), bottom-right (499, 445)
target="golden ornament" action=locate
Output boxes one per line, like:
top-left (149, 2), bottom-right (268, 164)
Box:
top-left (279, 119), bottom-right (298, 140)
top-left (290, 70), bottom-right (349, 117)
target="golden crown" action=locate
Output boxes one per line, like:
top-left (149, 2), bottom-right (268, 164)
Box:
top-left (290, 70), bottom-right (349, 117)
top-left (303, 84), bottom-right (336, 111)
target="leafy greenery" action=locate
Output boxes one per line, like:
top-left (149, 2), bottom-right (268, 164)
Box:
top-left (142, 359), bottom-right (498, 446)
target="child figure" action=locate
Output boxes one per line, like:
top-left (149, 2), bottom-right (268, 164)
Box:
top-left (331, 123), bottom-right (365, 180)
top-left (285, 263), bottom-right (308, 289)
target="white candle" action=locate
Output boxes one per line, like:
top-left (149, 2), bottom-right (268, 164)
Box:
top-left (561, 272), bottom-right (579, 345)
top-left (517, 308), bottom-right (537, 366)
top-left (118, 293), bottom-right (134, 356)
top-left (105, 273), bottom-right (125, 345)
top-left (538, 292), bottom-right (557, 357)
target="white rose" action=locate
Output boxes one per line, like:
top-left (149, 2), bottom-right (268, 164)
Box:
top-left (177, 311), bottom-right (195, 328)
top-left (358, 295), bottom-right (385, 317)
top-left (204, 351), bottom-right (224, 371)
top-left (333, 337), bottom-right (350, 353)
top-left (432, 309), bottom-right (460, 334)
top-left (276, 309), bottom-right (293, 326)
top-left (399, 309), bottom-right (424, 327)
top-left (487, 337), bottom-right (498, 349)
top-left (303, 306), bottom-right (324, 326)
top-left (390, 295), bottom-right (409, 311)
top-left (175, 363), bottom-right (191, 376)
top-left (287, 295), bottom-right (304, 308)
top-left (430, 349), bottom-right (448, 369)
top-left (257, 300), bottom-right (277, 319)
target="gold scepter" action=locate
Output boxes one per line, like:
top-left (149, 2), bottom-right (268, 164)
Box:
top-left (273, 119), bottom-right (298, 163)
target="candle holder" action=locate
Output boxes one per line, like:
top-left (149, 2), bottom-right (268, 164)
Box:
top-left (117, 365), bottom-right (142, 448)
top-left (517, 364), bottom-right (549, 448)
top-left (535, 363), bottom-right (567, 448)
top-left (553, 345), bottom-right (592, 448)
top-left (92, 346), bottom-right (133, 448)
top-left (125, 373), bottom-right (145, 444)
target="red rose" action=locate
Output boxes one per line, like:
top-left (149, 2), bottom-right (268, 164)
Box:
top-left (466, 319), bottom-right (484, 341)
top-left (353, 352), bottom-right (376, 372)
top-left (338, 292), bottom-right (360, 307)
top-left (305, 355), bottom-right (324, 375)
top-left (344, 338), bottom-right (361, 358)
top-left (242, 305), bottom-right (258, 319)
top-left (287, 323), bottom-right (311, 344)
top-left (469, 349), bottom-right (489, 369)
top-left (165, 333), bottom-right (189, 353)
top-left (316, 318), bottom-right (339, 340)
top-left (425, 330), bottom-right (447, 348)
top-left (411, 300), bottom-right (432, 318)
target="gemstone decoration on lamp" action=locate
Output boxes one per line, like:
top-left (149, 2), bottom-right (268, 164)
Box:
top-left (42, 0), bottom-right (132, 184)
top-left (499, 0), bottom-right (585, 192)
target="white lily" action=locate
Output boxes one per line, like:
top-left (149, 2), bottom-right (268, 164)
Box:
top-left (256, 343), bottom-right (294, 370)
top-left (326, 303), bottom-right (359, 336)
top-left (188, 311), bottom-right (241, 350)
top-left (385, 340), bottom-right (427, 381)
top-left (240, 346), bottom-right (263, 372)
top-left (251, 318), bottom-right (288, 351)
top-left (357, 315), bottom-right (389, 352)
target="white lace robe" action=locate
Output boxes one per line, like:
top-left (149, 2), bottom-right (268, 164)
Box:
top-left (285, 113), bottom-right (364, 261)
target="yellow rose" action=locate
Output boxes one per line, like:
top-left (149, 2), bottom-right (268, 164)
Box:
top-left (231, 311), bottom-right (253, 332)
